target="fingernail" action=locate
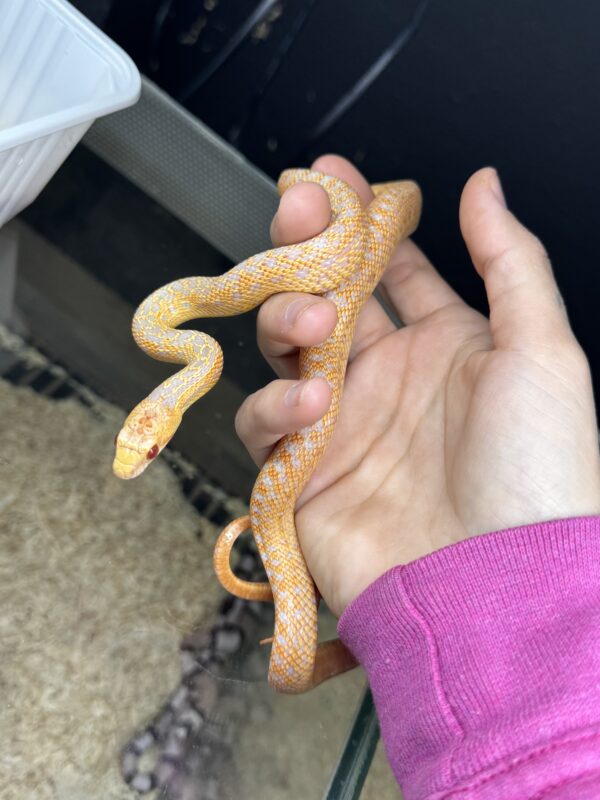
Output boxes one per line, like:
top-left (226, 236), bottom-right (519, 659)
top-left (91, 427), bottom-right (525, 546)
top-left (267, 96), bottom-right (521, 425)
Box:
top-left (489, 168), bottom-right (506, 207)
top-left (284, 299), bottom-right (311, 327)
top-left (284, 381), bottom-right (306, 406)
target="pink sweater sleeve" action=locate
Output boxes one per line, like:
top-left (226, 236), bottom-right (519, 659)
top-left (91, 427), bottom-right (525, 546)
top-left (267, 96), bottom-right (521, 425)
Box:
top-left (338, 517), bottom-right (600, 800)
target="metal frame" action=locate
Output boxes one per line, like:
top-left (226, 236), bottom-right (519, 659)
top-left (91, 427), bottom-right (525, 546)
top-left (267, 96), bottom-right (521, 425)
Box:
top-left (84, 77), bottom-right (279, 265)
top-left (0, 222), bottom-right (18, 325)
top-left (325, 689), bottom-right (381, 800)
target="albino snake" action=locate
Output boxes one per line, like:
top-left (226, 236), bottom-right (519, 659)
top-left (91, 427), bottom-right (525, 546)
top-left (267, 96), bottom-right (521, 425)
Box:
top-left (113, 168), bottom-right (422, 693)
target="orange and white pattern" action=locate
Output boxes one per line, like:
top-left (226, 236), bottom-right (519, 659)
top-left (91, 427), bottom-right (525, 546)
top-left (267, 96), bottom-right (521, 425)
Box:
top-left (114, 169), bottom-right (422, 692)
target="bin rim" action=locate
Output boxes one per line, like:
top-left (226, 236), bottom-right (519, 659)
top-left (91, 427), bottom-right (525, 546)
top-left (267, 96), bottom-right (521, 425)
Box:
top-left (0, 0), bottom-right (141, 153)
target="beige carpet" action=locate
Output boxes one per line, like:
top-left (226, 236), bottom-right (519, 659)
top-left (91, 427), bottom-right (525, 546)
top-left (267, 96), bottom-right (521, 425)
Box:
top-left (0, 377), bottom-right (220, 799)
top-left (0, 371), bottom-right (399, 799)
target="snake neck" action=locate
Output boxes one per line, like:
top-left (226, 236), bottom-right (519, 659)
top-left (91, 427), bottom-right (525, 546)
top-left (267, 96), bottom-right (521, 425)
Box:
top-left (147, 344), bottom-right (224, 417)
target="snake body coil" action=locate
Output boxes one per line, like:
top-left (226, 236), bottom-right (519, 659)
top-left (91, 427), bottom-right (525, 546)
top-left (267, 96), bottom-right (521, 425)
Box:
top-left (114, 169), bottom-right (422, 693)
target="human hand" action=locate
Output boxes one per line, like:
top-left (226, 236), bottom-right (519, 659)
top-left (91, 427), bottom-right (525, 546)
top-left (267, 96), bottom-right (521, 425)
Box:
top-left (235, 154), bottom-right (600, 616)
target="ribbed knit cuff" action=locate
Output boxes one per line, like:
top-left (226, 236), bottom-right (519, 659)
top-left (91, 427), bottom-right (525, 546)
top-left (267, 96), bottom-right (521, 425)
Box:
top-left (338, 517), bottom-right (600, 800)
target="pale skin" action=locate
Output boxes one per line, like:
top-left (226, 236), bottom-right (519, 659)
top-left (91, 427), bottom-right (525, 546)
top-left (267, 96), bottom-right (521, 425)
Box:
top-left (235, 154), bottom-right (600, 618)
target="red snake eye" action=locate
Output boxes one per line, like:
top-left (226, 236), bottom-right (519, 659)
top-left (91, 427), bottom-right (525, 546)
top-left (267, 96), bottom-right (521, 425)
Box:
top-left (114, 434), bottom-right (118, 446)
top-left (147, 444), bottom-right (159, 460)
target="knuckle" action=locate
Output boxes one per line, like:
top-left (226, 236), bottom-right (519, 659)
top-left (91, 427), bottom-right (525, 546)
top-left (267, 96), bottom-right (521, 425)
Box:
top-left (248, 388), bottom-right (269, 424)
top-left (546, 337), bottom-right (593, 382)
top-left (235, 389), bottom-right (266, 438)
top-left (566, 340), bottom-right (593, 380)
top-left (483, 243), bottom-right (519, 281)
top-left (257, 293), bottom-right (302, 333)
top-left (484, 234), bottom-right (552, 285)
top-left (233, 397), bottom-right (251, 439)
top-left (256, 296), bottom-right (278, 331)
top-left (256, 309), bottom-right (283, 358)
top-left (269, 213), bottom-right (281, 245)
top-left (238, 384), bottom-right (282, 437)
top-left (528, 233), bottom-right (550, 263)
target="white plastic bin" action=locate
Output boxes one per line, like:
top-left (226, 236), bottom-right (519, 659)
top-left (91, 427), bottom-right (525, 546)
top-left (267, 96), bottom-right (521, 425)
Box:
top-left (0, 0), bottom-right (141, 227)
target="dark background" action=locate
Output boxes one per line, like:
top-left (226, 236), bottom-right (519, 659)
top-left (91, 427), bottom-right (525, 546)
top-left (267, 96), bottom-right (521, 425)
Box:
top-left (36, 1), bottom-right (600, 398)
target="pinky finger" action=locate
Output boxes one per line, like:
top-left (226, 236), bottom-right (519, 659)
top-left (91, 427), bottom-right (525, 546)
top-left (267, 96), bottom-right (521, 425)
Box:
top-left (235, 377), bottom-right (332, 466)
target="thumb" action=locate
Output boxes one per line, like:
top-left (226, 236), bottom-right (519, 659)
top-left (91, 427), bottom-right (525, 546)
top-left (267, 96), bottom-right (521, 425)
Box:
top-left (459, 167), bottom-right (573, 352)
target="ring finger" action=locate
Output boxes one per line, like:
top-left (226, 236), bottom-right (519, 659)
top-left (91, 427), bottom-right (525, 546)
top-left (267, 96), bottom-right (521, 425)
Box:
top-left (235, 376), bottom-right (332, 466)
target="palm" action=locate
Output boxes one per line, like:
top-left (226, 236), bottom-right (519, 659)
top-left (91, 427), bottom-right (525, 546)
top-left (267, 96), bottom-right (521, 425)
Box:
top-left (297, 302), bottom-right (594, 615)
top-left (239, 156), bottom-right (599, 617)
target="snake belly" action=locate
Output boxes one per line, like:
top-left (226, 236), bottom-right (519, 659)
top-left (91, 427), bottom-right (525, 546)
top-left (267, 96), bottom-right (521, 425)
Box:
top-left (114, 168), bottom-right (422, 693)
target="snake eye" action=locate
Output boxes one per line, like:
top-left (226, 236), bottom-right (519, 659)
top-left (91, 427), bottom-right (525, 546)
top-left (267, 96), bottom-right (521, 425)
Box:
top-left (147, 444), bottom-right (159, 460)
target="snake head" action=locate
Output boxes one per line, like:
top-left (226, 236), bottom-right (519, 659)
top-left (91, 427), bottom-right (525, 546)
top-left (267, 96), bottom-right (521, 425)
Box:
top-left (113, 399), bottom-right (182, 480)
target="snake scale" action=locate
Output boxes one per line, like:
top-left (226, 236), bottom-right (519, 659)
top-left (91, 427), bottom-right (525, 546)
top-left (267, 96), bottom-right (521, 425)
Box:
top-left (113, 168), bottom-right (422, 693)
